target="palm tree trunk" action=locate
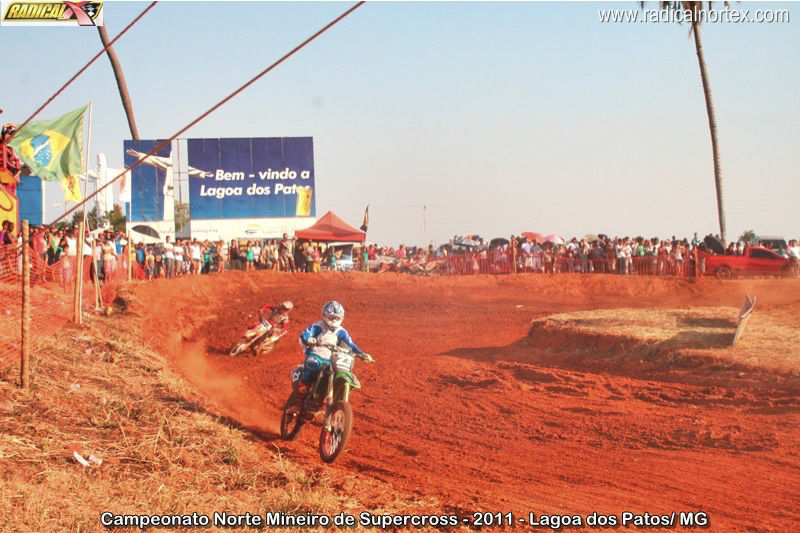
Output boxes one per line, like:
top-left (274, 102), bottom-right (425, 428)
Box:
top-left (98, 25), bottom-right (140, 140)
top-left (691, 18), bottom-right (726, 245)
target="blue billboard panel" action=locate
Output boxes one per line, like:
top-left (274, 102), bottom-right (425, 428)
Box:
top-left (124, 139), bottom-right (170, 222)
top-left (17, 175), bottom-right (44, 225)
top-left (187, 137), bottom-right (315, 220)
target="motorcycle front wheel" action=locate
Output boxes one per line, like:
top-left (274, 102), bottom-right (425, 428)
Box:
top-left (229, 338), bottom-right (250, 356)
top-left (319, 401), bottom-right (353, 463)
top-left (280, 397), bottom-right (304, 441)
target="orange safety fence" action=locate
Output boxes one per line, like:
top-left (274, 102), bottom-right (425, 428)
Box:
top-left (0, 242), bottom-right (144, 369)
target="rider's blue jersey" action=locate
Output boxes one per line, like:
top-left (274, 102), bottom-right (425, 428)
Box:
top-left (298, 321), bottom-right (362, 358)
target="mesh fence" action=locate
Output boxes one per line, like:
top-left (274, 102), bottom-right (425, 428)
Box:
top-left (0, 240), bottom-right (144, 370)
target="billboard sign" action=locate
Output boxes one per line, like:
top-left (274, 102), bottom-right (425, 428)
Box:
top-left (17, 175), bottom-right (44, 225)
top-left (124, 139), bottom-right (172, 222)
top-left (123, 139), bottom-right (177, 242)
top-left (187, 137), bottom-right (315, 220)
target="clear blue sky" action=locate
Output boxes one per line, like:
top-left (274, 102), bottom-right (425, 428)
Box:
top-left (2, 1), bottom-right (798, 245)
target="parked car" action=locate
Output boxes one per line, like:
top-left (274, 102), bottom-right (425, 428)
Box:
top-left (704, 246), bottom-right (790, 278)
top-left (756, 236), bottom-right (787, 253)
top-left (328, 243), bottom-right (354, 271)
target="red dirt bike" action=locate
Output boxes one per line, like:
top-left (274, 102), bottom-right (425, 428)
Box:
top-left (279, 344), bottom-right (374, 463)
top-left (228, 322), bottom-right (287, 356)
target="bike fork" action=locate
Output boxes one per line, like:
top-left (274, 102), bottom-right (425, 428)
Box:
top-left (322, 379), bottom-right (351, 431)
top-left (322, 372), bottom-right (335, 431)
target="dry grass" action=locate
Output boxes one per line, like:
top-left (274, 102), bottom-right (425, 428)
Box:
top-left (0, 312), bottom-right (445, 532)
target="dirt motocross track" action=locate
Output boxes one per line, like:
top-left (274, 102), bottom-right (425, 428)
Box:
top-left (132, 273), bottom-right (800, 531)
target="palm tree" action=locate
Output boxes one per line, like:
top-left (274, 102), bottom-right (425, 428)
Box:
top-left (98, 25), bottom-right (140, 140)
top-left (645, 1), bottom-right (727, 244)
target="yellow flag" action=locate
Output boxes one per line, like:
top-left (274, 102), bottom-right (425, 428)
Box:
top-left (61, 174), bottom-right (83, 203)
top-left (295, 187), bottom-right (312, 216)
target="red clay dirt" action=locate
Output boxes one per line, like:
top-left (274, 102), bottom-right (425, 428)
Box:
top-left (131, 273), bottom-right (800, 531)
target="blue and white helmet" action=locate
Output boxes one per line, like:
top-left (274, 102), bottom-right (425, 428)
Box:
top-left (322, 300), bottom-right (344, 330)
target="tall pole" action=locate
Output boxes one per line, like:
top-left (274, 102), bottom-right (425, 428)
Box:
top-left (423, 205), bottom-right (428, 247)
top-left (73, 221), bottom-right (85, 324)
top-left (72, 102), bottom-right (92, 323)
top-left (127, 225), bottom-right (132, 281)
top-left (98, 25), bottom-right (140, 140)
top-left (20, 220), bottom-right (30, 390)
top-left (82, 102), bottom-right (93, 208)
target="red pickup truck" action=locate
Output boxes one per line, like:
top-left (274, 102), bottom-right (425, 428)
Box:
top-left (703, 246), bottom-right (791, 278)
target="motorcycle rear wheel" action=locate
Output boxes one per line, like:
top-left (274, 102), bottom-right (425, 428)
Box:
top-left (319, 401), bottom-right (353, 463)
top-left (280, 397), bottom-right (304, 441)
top-left (254, 341), bottom-right (276, 357)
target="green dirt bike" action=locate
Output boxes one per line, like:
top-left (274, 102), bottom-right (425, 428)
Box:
top-left (280, 344), bottom-right (374, 463)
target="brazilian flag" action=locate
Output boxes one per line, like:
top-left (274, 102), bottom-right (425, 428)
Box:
top-left (9, 105), bottom-right (87, 201)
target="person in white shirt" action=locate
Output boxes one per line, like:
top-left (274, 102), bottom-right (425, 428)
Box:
top-left (173, 240), bottom-right (184, 277)
top-left (163, 236), bottom-right (175, 278)
top-left (190, 240), bottom-right (202, 274)
top-left (253, 242), bottom-right (262, 268)
top-left (65, 231), bottom-right (77, 258)
top-left (787, 239), bottom-right (800, 277)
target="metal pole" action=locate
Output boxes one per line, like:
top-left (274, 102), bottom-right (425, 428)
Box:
top-left (127, 226), bottom-right (132, 281)
top-left (74, 102), bottom-right (92, 324)
top-left (423, 205), bottom-right (428, 247)
top-left (73, 220), bottom-right (85, 324)
top-left (20, 220), bottom-right (30, 390)
top-left (92, 239), bottom-right (102, 310)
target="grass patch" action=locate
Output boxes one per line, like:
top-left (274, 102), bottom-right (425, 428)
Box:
top-left (0, 312), bottom-right (444, 531)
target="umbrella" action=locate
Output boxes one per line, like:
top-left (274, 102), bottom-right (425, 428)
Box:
top-left (703, 235), bottom-right (725, 254)
top-left (521, 232), bottom-right (543, 243)
top-left (544, 234), bottom-right (565, 245)
top-left (489, 237), bottom-right (509, 248)
top-left (131, 225), bottom-right (161, 240)
top-left (583, 234), bottom-right (598, 243)
top-left (453, 237), bottom-right (480, 248)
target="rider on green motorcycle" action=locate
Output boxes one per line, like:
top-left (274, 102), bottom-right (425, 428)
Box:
top-left (295, 300), bottom-right (372, 399)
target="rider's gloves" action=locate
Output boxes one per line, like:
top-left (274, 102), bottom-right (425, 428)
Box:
top-left (359, 352), bottom-right (374, 363)
top-left (305, 337), bottom-right (317, 345)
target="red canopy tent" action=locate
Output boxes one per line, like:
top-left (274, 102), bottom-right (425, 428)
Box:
top-left (294, 211), bottom-right (366, 242)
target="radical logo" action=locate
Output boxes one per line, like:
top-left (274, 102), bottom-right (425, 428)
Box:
top-left (1, 1), bottom-right (103, 26)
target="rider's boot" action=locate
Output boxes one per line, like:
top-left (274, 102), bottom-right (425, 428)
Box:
top-left (290, 381), bottom-right (309, 407)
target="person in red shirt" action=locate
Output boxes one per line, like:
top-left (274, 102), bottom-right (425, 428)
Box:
top-left (259, 301), bottom-right (294, 334)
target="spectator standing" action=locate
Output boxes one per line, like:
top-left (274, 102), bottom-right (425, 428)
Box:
top-left (280, 233), bottom-right (295, 272)
top-left (144, 247), bottom-right (155, 279)
top-left (361, 245), bottom-right (368, 272)
top-left (787, 239), bottom-right (800, 277)
top-left (190, 239), bottom-right (202, 274)
top-left (253, 241), bottom-right (262, 268)
top-left (65, 229), bottom-right (77, 259)
top-left (219, 240), bottom-right (228, 273)
top-left (102, 237), bottom-right (116, 279)
top-left (312, 245), bottom-right (322, 273)
top-left (245, 242), bottom-right (255, 271)
top-left (174, 241), bottom-right (184, 276)
top-left (328, 246), bottom-right (337, 271)
top-left (153, 245), bottom-right (163, 278)
top-left (32, 226), bottom-right (47, 261)
top-left (164, 236), bottom-right (175, 278)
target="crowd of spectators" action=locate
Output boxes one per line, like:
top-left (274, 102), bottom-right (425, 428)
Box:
top-left (1, 226), bottom-right (799, 284)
